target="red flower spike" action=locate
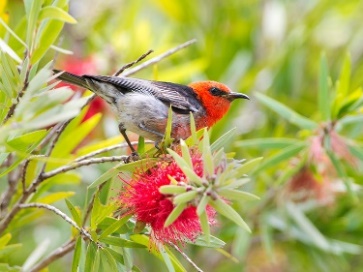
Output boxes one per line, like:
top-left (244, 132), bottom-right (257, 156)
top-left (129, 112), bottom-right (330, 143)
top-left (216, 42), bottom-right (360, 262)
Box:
top-left (119, 153), bottom-right (216, 244)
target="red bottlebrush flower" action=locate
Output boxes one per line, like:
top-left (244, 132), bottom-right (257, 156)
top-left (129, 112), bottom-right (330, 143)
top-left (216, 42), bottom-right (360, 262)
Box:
top-left (119, 153), bottom-right (216, 244)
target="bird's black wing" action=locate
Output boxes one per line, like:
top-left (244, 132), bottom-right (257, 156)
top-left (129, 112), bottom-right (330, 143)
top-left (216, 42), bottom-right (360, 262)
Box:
top-left (86, 75), bottom-right (203, 114)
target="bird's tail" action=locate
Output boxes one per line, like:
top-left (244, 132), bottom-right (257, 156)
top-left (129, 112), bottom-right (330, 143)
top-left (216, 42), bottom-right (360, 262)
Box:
top-left (53, 69), bottom-right (89, 90)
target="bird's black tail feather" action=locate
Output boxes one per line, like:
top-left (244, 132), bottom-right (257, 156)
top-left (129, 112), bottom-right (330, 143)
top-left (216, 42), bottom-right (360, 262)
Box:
top-left (53, 69), bottom-right (89, 90)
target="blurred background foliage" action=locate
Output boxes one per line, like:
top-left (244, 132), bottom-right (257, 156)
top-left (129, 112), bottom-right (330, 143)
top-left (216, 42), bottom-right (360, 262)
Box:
top-left (1, 0), bottom-right (363, 271)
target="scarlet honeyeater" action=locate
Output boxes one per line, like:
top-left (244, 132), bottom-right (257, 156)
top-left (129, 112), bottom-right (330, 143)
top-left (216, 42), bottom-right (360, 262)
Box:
top-left (54, 70), bottom-right (249, 151)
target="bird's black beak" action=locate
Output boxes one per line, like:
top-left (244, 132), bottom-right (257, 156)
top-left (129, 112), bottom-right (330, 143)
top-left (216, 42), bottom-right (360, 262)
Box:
top-left (225, 92), bottom-right (250, 101)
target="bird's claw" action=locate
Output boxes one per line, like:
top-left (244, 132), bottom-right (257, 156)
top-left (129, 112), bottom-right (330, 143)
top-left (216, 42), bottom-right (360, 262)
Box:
top-left (125, 151), bottom-right (140, 163)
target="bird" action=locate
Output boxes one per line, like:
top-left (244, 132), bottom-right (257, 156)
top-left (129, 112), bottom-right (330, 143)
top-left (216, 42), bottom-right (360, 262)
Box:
top-left (54, 69), bottom-right (249, 153)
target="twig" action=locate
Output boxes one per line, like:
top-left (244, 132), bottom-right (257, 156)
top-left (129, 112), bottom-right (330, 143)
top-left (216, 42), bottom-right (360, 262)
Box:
top-left (40, 156), bottom-right (127, 181)
top-left (168, 242), bottom-right (203, 272)
top-left (82, 181), bottom-right (108, 227)
top-left (75, 140), bottom-right (153, 162)
top-left (122, 39), bottom-right (197, 77)
top-left (3, 61), bottom-right (31, 123)
top-left (29, 239), bottom-right (76, 272)
top-left (0, 155), bottom-right (19, 215)
top-left (19, 203), bottom-right (94, 242)
top-left (113, 50), bottom-right (154, 76)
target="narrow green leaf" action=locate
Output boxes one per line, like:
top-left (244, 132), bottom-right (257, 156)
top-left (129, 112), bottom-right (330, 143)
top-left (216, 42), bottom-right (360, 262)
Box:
top-left (137, 136), bottom-right (145, 154)
top-left (0, 234), bottom-right (12, 248)
top-left (31, 20), bottom-right (64, 64)
top-left (105, 248), bottom-right (125, 266)
top-left (196, 194), bottom-right (209, 215)
top-left (180, 139), bottom-right (192, 167)
top-left (88, 158), bottom-right (157, 188)
top-left (130, 234), bottom-right (187, 272)
top-left (198, 211), bottom-right (210, 243)
top-left (210, 197), bottom-right (251, 232)
top-left (235, 138), bottom-right (301, 149)
top-left (71, 237), bottom-right (82, 272)
top-left (99, 215), bottom-right (131, 239)
top-left (254, 143), bottom-right (306, 173)
top-left (91, 248), bottom-right (101, 272)
top-left (190, 235), bottom-right (226, 248)
top-left (159, 185), bottom-right (187, 195)
top-left (286, 202), bottom-right (330, 250)
top-left (337, 54), bottom-right (350, 97)
top-left (65, 199), bottom-right (82, 226)
top-left (202, 129), bottom-right (214, 176)
top-left (0, 17), bottom-right (27, 47)
top-left (100, 248), bottom-right (118, 272)
top-left (37, 192), bottom-right (75, 204)
top-left (0, 38), bottom-right (22, 63)
top-left (39, 6), bottom-right (77, 23)
top-left (319, 54), bottom-right (330, 121)
top-left (235, 157), bottom-right (263, 176)
top-left (164, 203), bottom-right (187, 227)
top-left (163, 107), bottom-right (173, 147)
top-left (189, 112), bottom-right (198, 145)
top-left (0, 153), bottom-right (9, 166)
top-left (255, 93), bottom-right (318, 130)
top-left (211, 128), bottom-right (236, 151)
top-left (218, 189), bottom-right (259, 202)
top-left (159, 244), bottom-right (175, 272)
top-left (26, 0), bottom-right (42, 47)
top-left (99, 236), bottom-right (146, 248)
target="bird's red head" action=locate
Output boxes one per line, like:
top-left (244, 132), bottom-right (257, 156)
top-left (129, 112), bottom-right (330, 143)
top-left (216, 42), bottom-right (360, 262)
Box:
top-left (189, 81), bottom-right (249, 128)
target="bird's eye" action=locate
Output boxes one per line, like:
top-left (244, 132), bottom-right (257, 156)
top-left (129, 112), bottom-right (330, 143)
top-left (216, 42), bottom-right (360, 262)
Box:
top-left (210, 87), bottom-right (221, 96)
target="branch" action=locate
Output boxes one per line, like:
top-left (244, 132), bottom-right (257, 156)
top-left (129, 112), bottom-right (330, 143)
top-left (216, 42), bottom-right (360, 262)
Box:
top-left (168, 242), bottom-right (203, 272)
top-left (40, 156), bottom-right (127, 180)
top-left (19, 203), bottom-right (94, 243)
top-left (114, 50), bottom-right (154, 76)
top-left (122, 39), bottom-right (197, 77)
top-left (29, 239), bottom-right (75, 272)
top-left (75, 140), bottom-right (153, 162)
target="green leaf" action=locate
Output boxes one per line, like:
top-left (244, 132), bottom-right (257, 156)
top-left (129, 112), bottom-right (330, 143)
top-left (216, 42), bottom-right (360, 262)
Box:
top-left (235, 138), bottom-right (301, 149)
top-left (130, 235), bottom-right (186, 272)
top-left (190, 235), bottom-right (226, 248)
top-left (99, 236), bottom-right (146, 248)
top-left (6, 130), bottom-right (47, 153)
top-left (196, 194), bottom-right (209, 215)
top-left (202, 129), bottom-right (214, 176)
top-left (88, 158), bottom-right (157, 188)
top-left (210, 197), bottom-right (251, 232)
top-left (65, 199), bottom-right (82, 227)
top-left (26, 0), bottom-right (42, 47)
top-left (163, 107), bottom-right (173, 147)
top-left (159, 244), bottom-right (175, 272)
top-left (286, 202), bottom-right (330, 251)
top-left (100, 248), bottom-right (118, 272)
top-left (218, 189), bottom-right (259, 202)
top-left (255, 93), bottom-right (318, 130)
top-left (90, 194), bottom-right (117, 231)
top-left (159, 185), bottom-right (187, 194)
top-left (39, 6), bottom-right (77, 23)
top-left (91, 248), bottom-right (101, 272)
top-left (173, 191), bottom-right (198, 205)
top-left (254, 142), bottom-right (306, 173)
top-left (211, 128), bottom-right (236, 152)
top-left (319, 54), bottom-right (330, 121)
top-left (137, 136), bottom-right (145, 154)
top-left (72, 237), bottom-right (82, 272)
top-left (0, 234), bottom-right (12, 248)
top-left (164, 203), bottom-right (187, 227)
top-left (180, 139), bottom-right (192, 167)
top-left (198, 211), bottom-right (210, 243)
top-left (235, 157), bottom-right (263, 176)
top-left (99, 215), bottom-right (131, 239)
top-left (37, 191), bottom-right (75, 204)
top-left (85, 243), bottom-right (97, 272)
top-left (31, 20), bottom-right (64, 64)
top-left (0, 38), bottom-right (22, 63)
top-left (337, 54), bottom-right (351, 97)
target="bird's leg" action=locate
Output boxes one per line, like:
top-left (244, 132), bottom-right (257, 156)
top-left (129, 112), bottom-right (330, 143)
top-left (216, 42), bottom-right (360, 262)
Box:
top-left (138, 123), bottom-right (164, 138)
top-left (118, 123), bottom-right (137, 155)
